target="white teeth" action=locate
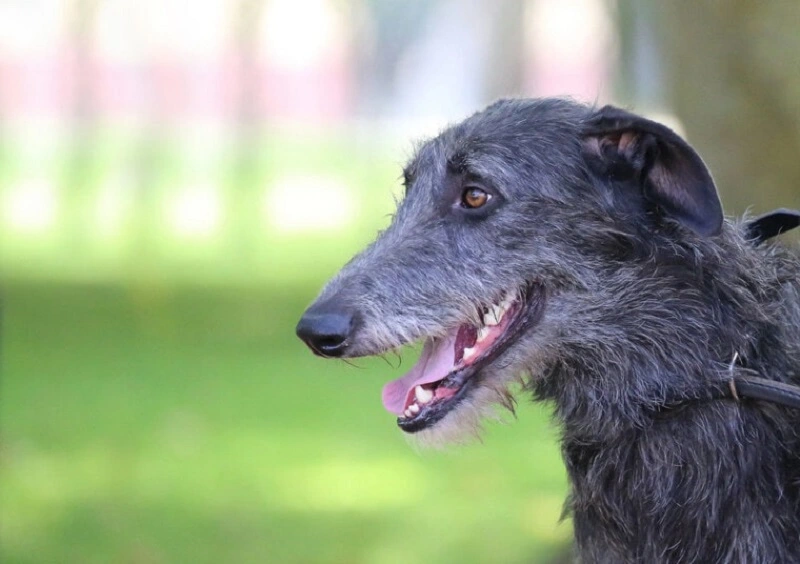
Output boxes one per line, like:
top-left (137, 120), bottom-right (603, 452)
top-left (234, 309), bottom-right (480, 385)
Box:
top-left (485, 305), bottom-right (501, 326)
top-left (408, 403), bottom-right (420, 414)
top-left (462, 290), bottom-right (519, 366)
top-left (485, 292), bottom-right (516, 327)
top-left (415, 385), bottom-right (433, 405)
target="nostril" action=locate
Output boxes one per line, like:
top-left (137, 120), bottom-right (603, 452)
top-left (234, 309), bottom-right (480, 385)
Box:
top-left (316, 334), bottom-right (346, 349)
top-left (295, 308), bottom-right (357, 357)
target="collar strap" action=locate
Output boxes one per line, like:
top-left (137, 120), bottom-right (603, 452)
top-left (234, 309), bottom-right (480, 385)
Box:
top-left (708, 376), bottom-right (800, 410)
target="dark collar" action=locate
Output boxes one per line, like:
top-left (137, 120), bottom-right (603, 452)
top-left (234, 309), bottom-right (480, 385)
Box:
top-left (707, 376), bottom-right (800, 410)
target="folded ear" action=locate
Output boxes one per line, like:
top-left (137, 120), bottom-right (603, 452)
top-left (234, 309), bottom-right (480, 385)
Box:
top-left (582, 105), bottom-right (723, 236)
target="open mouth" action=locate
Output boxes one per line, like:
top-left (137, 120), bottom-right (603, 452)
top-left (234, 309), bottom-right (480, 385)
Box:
top-left (381, 283), bottom-right (546, 433)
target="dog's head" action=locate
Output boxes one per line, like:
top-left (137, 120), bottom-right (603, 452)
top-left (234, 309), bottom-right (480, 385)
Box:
top-left (297, 98), bottom-right (723, 445)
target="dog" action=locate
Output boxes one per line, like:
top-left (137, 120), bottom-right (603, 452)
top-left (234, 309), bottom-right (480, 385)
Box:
top-left (297, 98), bottom-right (800, 562)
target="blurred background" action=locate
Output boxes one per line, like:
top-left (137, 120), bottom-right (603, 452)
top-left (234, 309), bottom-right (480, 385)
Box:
top-left (1, 1), bottom-right (798, 562)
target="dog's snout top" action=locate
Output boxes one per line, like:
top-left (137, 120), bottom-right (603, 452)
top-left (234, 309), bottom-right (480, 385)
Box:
top-left (296, 303), bottom-right (358, 357)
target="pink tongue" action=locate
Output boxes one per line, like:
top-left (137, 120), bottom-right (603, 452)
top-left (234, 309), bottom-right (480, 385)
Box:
top-left (381, 331), bottom-right (458, 415)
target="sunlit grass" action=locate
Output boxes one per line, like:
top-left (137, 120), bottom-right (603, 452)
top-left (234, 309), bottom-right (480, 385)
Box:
top-left (2, 283), bottom-right (570, 563)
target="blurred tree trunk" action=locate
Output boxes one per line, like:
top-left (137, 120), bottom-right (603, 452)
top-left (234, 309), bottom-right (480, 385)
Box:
top-left (651, 1), bottom-right (800, 215)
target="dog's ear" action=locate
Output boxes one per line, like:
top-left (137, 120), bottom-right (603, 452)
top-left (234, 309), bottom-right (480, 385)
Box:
top-left (745, 208), bottom-right (800, 245)
top-left (581, 105), bottom-right (723, 236)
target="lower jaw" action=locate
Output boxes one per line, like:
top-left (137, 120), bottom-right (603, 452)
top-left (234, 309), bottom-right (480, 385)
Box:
top-left (397, 375), bottom-right (476, 433)
top-left (395, 283), bottom-right (547, 433)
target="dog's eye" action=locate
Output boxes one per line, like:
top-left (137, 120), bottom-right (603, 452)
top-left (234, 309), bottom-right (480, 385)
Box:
top-left (461, 187), bottom-right (490, 209)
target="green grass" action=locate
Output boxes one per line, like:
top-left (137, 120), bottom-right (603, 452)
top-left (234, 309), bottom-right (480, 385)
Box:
top-left (1, 282), bottom-right (570, 564)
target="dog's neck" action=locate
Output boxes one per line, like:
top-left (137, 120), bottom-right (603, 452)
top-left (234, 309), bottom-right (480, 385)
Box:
top-left (537, 228), bottom-right (794, 439)
top-left (559, 397), bottom-right (800, 562)
top-left (532, 235), bottom-right (800, 562)
top-left (537, 354), bottom-right (800, 561)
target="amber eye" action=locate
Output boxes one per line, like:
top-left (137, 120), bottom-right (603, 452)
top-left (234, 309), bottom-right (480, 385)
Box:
top-left (461, 186), bottom-right (490, 209)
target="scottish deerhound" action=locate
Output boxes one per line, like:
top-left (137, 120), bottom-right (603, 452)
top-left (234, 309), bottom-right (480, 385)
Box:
top-left (296, 98), bottom-right (800, 563)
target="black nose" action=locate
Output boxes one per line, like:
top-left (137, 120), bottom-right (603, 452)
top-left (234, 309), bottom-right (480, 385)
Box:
top-left (296, 305), bottom-right (357, 357)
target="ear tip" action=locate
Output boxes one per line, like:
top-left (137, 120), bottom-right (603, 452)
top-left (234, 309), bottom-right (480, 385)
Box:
top-left (659, 185), bottom-right (723, 237)
top-left (701, 217), bottom-right (724, 237)
top-left (688, 206), bottom-right (724, 236)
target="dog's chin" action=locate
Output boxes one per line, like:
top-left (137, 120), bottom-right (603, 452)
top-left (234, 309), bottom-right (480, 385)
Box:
top-left (405, 368), bottom-right (526, 448)
top-left (378, 282), bottom-right (547, 446)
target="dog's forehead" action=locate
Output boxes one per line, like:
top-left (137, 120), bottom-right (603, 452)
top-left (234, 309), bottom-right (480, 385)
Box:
top-left (404, 99), bottom-right (586, 192)
top-left (403, 127), bottom-right (519, 187)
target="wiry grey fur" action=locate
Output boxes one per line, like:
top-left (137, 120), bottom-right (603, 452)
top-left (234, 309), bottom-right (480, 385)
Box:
top-left (299, 98), bottom-right (800, 562)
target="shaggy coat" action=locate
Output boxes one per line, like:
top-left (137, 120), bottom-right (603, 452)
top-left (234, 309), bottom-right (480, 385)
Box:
top-left (298, 98), bottom-right (800, 563)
